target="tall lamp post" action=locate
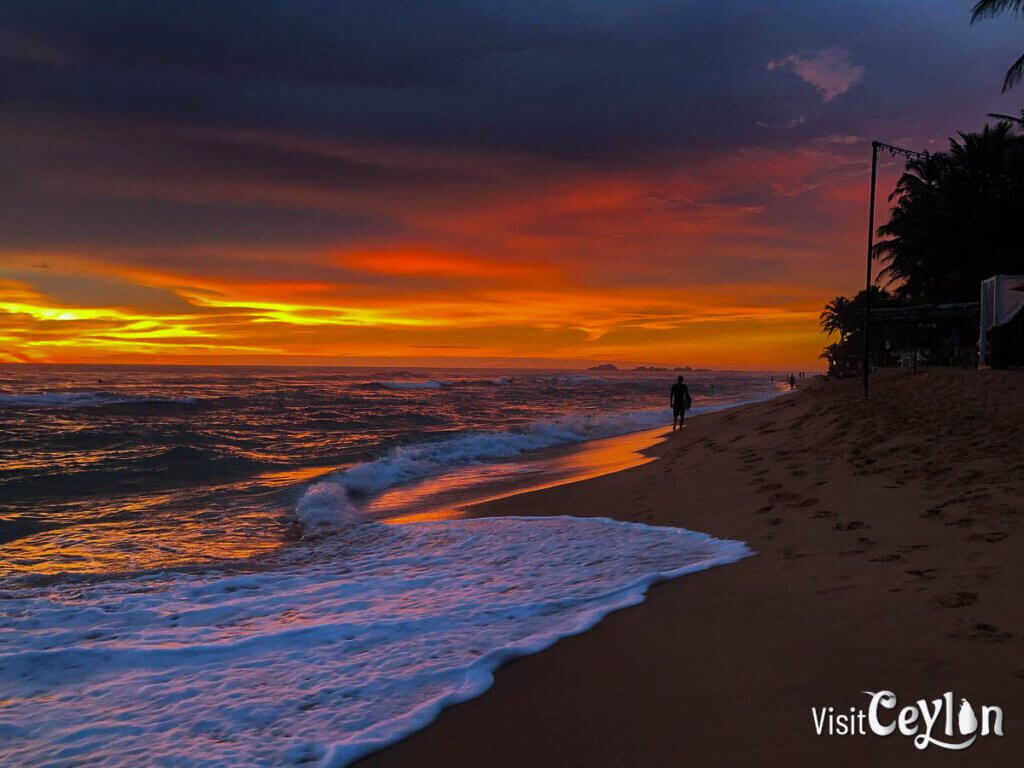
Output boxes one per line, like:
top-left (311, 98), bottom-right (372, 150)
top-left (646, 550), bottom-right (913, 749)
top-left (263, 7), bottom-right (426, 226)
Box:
top-left (863, 140), bottom-right (927, 397)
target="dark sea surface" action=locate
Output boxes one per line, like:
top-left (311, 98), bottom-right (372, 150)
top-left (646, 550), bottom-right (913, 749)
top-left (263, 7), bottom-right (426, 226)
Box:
top-left (0, 365), bottom-right (782, 578)
top-left (0, 363), bottom-right (782, 765)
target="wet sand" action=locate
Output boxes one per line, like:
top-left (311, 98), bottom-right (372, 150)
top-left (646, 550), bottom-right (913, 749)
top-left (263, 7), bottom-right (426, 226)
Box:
top-left (359, 369), bottom-right (1023, 766)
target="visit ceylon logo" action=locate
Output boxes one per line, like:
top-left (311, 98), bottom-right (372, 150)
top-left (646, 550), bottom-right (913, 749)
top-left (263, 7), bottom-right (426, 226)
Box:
top-left (812, 691), bottom-right (1004, 750)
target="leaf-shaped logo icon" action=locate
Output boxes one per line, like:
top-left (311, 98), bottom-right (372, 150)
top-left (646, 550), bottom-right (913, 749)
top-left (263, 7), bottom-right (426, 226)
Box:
top-left (958, 699), bottom-right (978, 735)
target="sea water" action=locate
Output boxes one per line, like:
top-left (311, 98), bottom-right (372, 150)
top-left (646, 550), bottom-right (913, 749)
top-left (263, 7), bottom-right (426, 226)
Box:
top-left (0, 365), bottom-right (777, 764)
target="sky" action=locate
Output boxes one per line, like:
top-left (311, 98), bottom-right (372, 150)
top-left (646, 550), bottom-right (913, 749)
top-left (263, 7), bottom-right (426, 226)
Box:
top-left (1, 1), bottom-right (1021, 369)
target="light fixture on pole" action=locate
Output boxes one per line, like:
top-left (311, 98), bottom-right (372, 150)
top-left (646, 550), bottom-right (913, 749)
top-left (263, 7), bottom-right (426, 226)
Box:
top-left (863, 140), bottom-right (927, 397)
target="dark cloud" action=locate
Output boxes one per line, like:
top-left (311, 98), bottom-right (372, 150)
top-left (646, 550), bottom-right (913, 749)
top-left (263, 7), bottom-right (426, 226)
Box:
top-left (4, 1), bottom-right (1014, 158)
top-left (1, 0), bottom-right (1021, 260)
top-left (0, 179), bottom-right (391, 250)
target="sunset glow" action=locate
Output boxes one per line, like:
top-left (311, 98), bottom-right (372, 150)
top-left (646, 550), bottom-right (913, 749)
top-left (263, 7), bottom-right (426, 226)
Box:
top-left (2, 1), bottom-right (1019, 369)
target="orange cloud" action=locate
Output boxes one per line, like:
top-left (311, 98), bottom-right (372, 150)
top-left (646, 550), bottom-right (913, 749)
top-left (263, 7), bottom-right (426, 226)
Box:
top-left (338, 247), bottom-right (554, 282)
top-left (1, 124), bottom-right (876, 369)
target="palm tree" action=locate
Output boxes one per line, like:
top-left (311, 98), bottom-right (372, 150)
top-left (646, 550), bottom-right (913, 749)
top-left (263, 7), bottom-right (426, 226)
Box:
top-left (817, 288), bottom-right (898, 370)
top-left (988, 109), bottom-right (1024, 125)
top-left (972, 0), bottom-right (1024, 90)
top-left (874, 121), bottom-right (1024, 303)
top-left (819, 296), bottom-right (852, 339)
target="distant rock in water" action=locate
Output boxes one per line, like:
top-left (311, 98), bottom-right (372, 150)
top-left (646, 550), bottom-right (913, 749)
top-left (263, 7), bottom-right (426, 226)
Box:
top-left (632, 366), bottom-right (667, 372)
top-left (673, 366), bottom-right (693, 372)
top-left (587, 364), bottom-right (618, 371)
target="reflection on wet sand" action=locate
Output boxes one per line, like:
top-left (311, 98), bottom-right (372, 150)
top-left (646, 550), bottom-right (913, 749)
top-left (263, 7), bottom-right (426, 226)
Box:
top-left (375, 427), bottom-right (666, 524)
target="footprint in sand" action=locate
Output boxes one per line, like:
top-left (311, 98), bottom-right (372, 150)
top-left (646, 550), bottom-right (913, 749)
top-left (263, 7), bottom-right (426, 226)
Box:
top-left (833, 520), bottom-right (869, 531)
top-left (808, 510), bottom-right (836, 519)
top-left (769, 492), bottom-right (803, 506)
top-left (971, 623), bottom-right (1013, 641)
top-left (937, 591), bottom-right (978, 608)
top-left (896, 543), bottom-right (929, 554)
top-left (969, 531), bottom-right (1008, 543)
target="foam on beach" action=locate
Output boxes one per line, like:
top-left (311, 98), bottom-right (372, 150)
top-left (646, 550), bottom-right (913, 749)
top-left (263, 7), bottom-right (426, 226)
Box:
top-left (0, 515), bottom-right (751, 767)
top-left (331, 408), bottom-right (673, 497)
top-left (301, 391), bottom-right (787, 506)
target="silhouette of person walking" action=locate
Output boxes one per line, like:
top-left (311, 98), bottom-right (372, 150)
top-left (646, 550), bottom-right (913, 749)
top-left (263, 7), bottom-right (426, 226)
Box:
top-left (789, 373), bottom-right (796, 390)
top-left (670, 375), bottom-right (692, 431)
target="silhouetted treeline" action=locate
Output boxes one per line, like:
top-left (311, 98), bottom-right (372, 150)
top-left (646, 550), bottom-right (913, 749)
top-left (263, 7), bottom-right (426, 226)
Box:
top-left (875, 119), bottom-right (1024, 303)
top-left (820, 115), bottom-right (1024, 372)
top-left (819, 287), bottom-right (900, 373)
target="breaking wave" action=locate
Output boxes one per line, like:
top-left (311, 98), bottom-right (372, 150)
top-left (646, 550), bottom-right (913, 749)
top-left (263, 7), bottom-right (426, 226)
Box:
top-left (294, 390), bottom-right (786, 534)
top-left (376, 380), bottom-right (446, 390)
top-left (295, 482), bottom-right (366, 536)
top-left (295, 407), bottom-right (672, 533)
top-left (0, 515), bottom-right (751, 766)
top-left (375, 377), bottom-right (510, 390)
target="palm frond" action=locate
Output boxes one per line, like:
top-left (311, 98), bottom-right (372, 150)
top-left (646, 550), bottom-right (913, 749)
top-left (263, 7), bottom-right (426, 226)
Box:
top-left (987, 111), bottom-right (1024, 125)
top-left (1002, 51), bottom-right (1024, 91)
top-left (971, 0), bottom-right (1024, 23)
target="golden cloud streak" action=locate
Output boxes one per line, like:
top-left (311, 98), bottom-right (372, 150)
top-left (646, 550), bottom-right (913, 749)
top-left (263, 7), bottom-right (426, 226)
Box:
top-left (179, 294), bottom-right (444, 328)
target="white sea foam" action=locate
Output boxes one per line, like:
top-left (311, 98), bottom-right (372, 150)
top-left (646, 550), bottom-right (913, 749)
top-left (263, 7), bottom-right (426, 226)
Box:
top-left (377, 377), bottom-right (510, 390)
top-left (300, 392), bottom-right (782, 517)
top-left (0, 391), bottom-right (196, 408)
top-left (295, 482), bottom-right (366, 536)
top-left (0, 515), bottom-right (751, 766)
top-left (313, 408), bottom-right (668, 505)
top-left (538, 374), bottom-right (608, 384)
top-left (377, 380), bottom-right (445, 390)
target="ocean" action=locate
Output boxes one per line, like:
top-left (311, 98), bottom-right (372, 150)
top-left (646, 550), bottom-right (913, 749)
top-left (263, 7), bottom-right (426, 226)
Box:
top-left (0, 365), bottom-right (781, 765)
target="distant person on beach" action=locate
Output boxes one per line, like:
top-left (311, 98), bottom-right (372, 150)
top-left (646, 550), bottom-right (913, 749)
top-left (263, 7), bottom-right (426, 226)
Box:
top-left (670, 376), bottom-right (692, 431)
top-left (789, 374), bottom-right (796, 390)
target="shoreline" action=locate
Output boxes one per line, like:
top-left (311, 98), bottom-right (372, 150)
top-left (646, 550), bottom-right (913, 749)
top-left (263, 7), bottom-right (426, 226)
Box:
top-left (359, 369), bottom-right (1023, 766)
top-left (372, 386), bottom-right (789, 524)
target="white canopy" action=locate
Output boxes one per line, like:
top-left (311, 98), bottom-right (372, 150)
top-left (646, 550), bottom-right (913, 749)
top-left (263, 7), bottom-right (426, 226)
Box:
top-left (978, 274), bottom-right (1024, 366)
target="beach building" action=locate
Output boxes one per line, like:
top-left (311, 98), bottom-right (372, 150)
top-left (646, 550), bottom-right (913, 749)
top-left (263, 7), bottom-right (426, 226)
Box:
top-left (979, 275), bottom-right (1024, 368)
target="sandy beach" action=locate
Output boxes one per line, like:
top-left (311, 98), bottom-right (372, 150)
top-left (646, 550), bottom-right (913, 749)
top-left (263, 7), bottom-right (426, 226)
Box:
top-left (361, 369), bottom-right (1023, 766)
